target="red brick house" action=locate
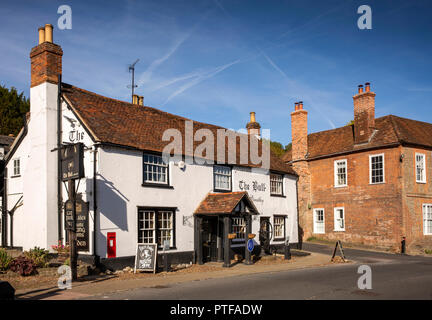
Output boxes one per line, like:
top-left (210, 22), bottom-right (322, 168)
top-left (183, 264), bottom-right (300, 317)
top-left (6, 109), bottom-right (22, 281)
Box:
top-left (283, 83), bottom-right (432, 253)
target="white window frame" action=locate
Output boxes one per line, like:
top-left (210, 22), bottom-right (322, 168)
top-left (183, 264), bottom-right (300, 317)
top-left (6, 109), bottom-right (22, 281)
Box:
top-left (270, 173), bottom-right (284, 195)
top-left (369, 153), bottom-right (385, 184)
top-left (415, 153), bottom-right (426, 183)
top-left (232, 217), bottom-right (246, 240)
top-left (423, 204), bottom-right (432, 235)
top-left (214, 165), bottom-right (232, 191)
top-left (273, 215), bottom-right (286, 240)
top-left (334, 159), bottom-right (348, 187)
top-left (138, 209), bottom-right (174, 247)
top-left (13, 158), bottom-right (20, 176)
top-left (143, 153), bottom-right (169, 185)
top-left (313, 208), bottom-right (325, 234)
top-left (333, 207), bottom-right (345, 231)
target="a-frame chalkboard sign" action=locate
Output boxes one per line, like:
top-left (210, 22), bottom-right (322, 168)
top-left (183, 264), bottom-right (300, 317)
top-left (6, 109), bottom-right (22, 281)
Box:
top-left (134, 243), bottom-right (158, 274)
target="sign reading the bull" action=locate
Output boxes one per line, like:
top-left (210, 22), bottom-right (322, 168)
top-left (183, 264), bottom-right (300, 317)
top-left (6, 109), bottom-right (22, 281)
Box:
top-left (61, 143), bottom-right (84, 181)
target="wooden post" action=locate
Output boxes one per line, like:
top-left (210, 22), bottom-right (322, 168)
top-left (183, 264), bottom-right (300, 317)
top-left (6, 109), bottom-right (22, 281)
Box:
top-left (223, 216), bottom-right (231, 268)
top-left (244, 215), bottom-right (252, 265)
top-left (68, 179), bottom-right (78, 280)
top-left (217, 217), bottom-right (223, 262)
top-left (195, 216), bottom-right (203, 265)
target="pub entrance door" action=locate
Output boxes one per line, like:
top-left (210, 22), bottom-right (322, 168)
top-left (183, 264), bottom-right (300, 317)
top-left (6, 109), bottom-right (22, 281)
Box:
top-left (202, 216), bottom-right (218, 262)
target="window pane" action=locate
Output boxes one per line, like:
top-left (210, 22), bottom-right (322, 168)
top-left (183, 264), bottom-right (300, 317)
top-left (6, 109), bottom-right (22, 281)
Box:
top-left (214, 166), bottom-right (231, 190)
top-left (143, 154), bottom-right (168, 184)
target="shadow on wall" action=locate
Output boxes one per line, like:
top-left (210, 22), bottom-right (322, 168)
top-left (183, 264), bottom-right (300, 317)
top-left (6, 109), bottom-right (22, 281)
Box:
top-left (95, 174), bottom-right (129, 258)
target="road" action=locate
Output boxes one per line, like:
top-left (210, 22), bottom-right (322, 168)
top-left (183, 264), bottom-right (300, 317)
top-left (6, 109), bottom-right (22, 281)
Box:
top-left (83, 243), bottom-right (432, 300)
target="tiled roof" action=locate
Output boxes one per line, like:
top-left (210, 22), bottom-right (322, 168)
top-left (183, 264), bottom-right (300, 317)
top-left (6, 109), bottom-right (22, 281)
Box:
top-left (0, 135), bottom-right (15, 153)
top-left (282, 115), bottom-right (432, 162)
top-left (61, 83), bottom-right (296, 175)
top-left (194, 191), bottom-right (258, 215)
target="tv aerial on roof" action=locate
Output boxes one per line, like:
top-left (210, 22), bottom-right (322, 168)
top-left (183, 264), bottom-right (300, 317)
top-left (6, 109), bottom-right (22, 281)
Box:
top-left (127, 59), bottom-right (139, 103)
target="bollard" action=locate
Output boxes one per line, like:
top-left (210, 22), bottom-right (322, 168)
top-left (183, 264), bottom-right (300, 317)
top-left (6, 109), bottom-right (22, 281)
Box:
top-left (284, 241), bottom-right (291, 260)
top-left (401, 237), bottom-right (406, 254)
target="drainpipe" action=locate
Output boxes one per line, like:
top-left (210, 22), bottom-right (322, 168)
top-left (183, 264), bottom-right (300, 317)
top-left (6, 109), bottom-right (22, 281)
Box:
top-left (57, 74), bottom-right (63, 244)
top-left (2, 167), bottom-right (7, 247)
top-left (93, 144), bottom-right (99, 265)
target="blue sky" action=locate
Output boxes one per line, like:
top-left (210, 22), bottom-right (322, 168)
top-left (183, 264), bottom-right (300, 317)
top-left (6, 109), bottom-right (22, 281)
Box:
top-left (1, 0), bottom-right (432, 145)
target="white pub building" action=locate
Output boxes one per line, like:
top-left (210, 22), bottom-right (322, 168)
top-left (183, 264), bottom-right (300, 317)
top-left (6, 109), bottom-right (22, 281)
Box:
top-left (1, 25), bottom-right (299, 269)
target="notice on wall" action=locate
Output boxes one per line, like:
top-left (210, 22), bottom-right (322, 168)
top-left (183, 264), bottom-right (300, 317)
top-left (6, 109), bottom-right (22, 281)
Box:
top-left (134, 243), bottom-right (158, 274)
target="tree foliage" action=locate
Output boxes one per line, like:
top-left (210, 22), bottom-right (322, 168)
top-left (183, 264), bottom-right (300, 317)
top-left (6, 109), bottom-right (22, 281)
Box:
top-left (266, 140), bottom-right (291, 157)
top-left (0, 85), bottom-right (30, 135)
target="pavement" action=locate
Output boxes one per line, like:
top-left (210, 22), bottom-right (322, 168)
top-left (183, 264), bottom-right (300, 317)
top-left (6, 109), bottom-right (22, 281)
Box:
top-left (15, 251), bottom-right (336, 300)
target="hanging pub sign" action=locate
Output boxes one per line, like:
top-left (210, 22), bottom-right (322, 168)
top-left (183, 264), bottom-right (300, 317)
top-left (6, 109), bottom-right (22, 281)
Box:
top-left (61, 143), bottom-right (84, 181)
top-left (64, 198), bottom-right (89, 252)
top-left (134, 243), bottom-right (158, 274)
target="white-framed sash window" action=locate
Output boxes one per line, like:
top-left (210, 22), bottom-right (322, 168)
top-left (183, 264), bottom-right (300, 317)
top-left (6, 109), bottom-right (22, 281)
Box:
top-left (313, 208), bottom-right (325, 234)
top-left (138, 209), bottom-right (174, 247)
top-left (273, 215), bottom-right (286, 240)
top-left (334, 207), bottom-right (345, 231)
top-left (143, 153), bottom-right (168, 184)
top-left (270, 173), bottom-right (284, 195)
top-left (416, 153), bottom-right (426, 183)
top-left (369, 154), bottom-right (385, 184)
top-left (214, 165), bottom-right (231, 191)
top-left (334, 159), bottom-right (347, 187)
top-left (423, 204), bottom-right (432, 235)
top-left (13, 158), bottom-right (20, 176)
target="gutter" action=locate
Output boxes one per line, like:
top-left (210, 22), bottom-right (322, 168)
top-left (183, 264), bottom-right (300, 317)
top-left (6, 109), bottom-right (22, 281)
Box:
top-left (93, 144), bottom-right (99, 264)
top-left (57, 75), bottom-right (63, 244)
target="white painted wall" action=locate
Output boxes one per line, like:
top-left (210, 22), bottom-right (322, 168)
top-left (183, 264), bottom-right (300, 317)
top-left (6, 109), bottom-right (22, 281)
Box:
top-left (7, 82), bottom-right (59, 250)
top-left (96, 146), bottom-right (298, 258)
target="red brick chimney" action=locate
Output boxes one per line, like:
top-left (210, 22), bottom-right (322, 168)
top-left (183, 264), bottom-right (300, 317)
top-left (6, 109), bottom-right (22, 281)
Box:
top-left (291, 101), bottom-right (308, 161)
top-left (30, 24), bottom-right (63, 87)
top-left (246, 112), bottom-right (261, 137)
top-left (353, 82), bottom-right (376, 144)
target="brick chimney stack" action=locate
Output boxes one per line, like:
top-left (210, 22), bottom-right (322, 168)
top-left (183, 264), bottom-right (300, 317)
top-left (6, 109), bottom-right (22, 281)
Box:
top-left (353, 82), bottom-right (376, 144)
top-left (291, 101), bottom-right (308, 161)
top-left (246, 112), bottom-right (261, 137)
top-left (30, 24), bottom-right (63, 87)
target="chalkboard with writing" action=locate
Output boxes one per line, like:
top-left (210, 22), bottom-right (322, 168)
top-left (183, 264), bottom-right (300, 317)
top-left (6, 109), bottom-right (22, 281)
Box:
top-left (134, 244), bottom-right (158, 273)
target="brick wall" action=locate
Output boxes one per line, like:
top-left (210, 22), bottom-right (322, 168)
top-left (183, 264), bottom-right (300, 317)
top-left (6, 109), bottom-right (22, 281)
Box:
top-left (306, 146), bottom-right (404, 251)
top-left (401, 146), bottom-right (432, 253)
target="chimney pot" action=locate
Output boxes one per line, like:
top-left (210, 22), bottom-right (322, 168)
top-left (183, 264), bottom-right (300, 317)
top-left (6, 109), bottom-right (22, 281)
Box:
top-left (132, 94), bottom-right (139, 105)
top-left (44, 24), bottom-right (53, 43)
top-left (365, 82), bottom-right (371, 92)
top-left (299, 101), bottom-right (303, 110)
top-left (358, 85), bottom-right (364, 94)
top-left (294, 102), bottom-right (298, 111)
top-left (138, 96), bottom-right (144, 106)
top-left (38, 27), bottom-right (45, 44)
top-left (250, 111), bottom-right (256, 123)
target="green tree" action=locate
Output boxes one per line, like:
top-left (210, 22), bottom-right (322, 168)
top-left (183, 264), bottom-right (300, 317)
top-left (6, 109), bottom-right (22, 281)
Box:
top-left (265, 140), bottom-right (291, 157)
top-left (0, 85), bottom-right (30, 135)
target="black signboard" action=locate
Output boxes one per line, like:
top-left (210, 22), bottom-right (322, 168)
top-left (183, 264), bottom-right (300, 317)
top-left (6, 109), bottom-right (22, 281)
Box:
top-left (64, 199), bottom-right (89, 252)
top-left (64, 200), bottom-right (75, 231)
top-left (75, 199), bottom-right (89, 252)
top-left (61, 143), bottom-right (84, 181)
top-left (134, 244), bottom-right (158, 273)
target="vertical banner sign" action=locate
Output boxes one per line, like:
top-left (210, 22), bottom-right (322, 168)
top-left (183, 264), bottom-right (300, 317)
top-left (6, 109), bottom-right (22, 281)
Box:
top-left (75, 199), bottom-right (89, 252)
top-left (61, 143), bottom-right (84, 181)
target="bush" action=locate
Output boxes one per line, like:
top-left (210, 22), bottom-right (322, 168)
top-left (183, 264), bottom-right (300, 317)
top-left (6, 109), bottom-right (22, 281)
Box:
top-left (0, 248), bottom-right (13, 271)
top-left (9, 256), bottom-right (38, 276)
top-left (425, 249), bottom-right (432, 255)
top-left (24, 247), bottom-right (50, 268)
top-left (51, 241), bottom-right (70, 255)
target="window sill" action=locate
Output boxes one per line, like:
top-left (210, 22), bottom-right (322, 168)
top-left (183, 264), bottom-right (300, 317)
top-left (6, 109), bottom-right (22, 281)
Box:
top-left (273, 238), bottom-right (285, 242)
top-left (11, 175), bottom-right (21, 178)
top-left (369, 182), bottom-right (385, 185)
top-left (313, 232), bottom-right (325, 235)
top-left (270, 194), bottom-right (286, 198)
top-left (142, 183), bottom-right (174, 189)
top-left (213, 188), bottom-right (232, 193)
top-left (158, 247), bottom-right (177, 251)
top-left (333, 229), bottom-right (345, 232)
top-left (334, 185), bottom-right (347, 188)
top-left (416, 181), bottom-right (426, 184)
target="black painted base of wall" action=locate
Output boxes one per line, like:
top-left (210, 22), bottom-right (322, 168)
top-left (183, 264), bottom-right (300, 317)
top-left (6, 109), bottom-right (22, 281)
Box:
top-left (99, 251), bottom-right (195, 271)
